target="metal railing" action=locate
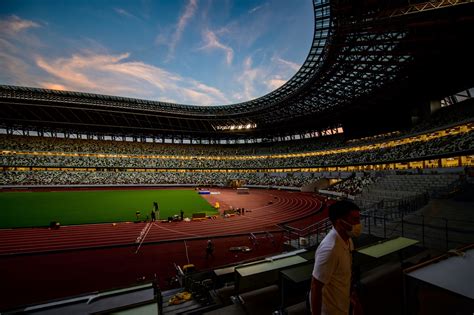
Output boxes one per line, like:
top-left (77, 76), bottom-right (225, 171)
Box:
top-left (282, 205), bottom-right (473, 251)
top-left (282, 216), bottom-right (333, 248)
top-left (361, 212), bottom-right (474, 251)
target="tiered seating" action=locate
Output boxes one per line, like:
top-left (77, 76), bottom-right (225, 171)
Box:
top-left (372, 174), bottom-right (459, 194)
top-left (355, 174), bottom-right (459, 210)
top-left (1, 128), bottom-right (472, 169)
top-left (326, 174), bottom-right (378, 196)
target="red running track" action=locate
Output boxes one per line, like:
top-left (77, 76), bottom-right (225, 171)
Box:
top-left (0, 233), bottom-right (288, 311)
top-left (0, 189), bottom-right (322, 255)
top-left (0, 188), bottom-right (324, 311)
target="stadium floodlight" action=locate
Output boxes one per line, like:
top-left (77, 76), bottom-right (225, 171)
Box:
top-left (214, 123), bottom-right (257, 131)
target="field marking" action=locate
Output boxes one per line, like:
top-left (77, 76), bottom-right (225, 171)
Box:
top-left (184, 240), bottom-right (190, 265)
top-left (250, 205), bottom-right (278, 213)
top-left (135, 222), bottom-right (152, 254)
top-left (237, 215), bottom-right (282, 230)
top-left (152, 222), bottom-right (201, 238)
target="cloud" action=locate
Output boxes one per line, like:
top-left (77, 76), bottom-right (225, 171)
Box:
top-left (167, 0), bottom-right (198, 60)
top-left (114, 8), bottom-right (137, 19)
top-left (0, 48), bottom-right (33, 85)
top-left (260, 57), bottom-right (301, 90)
top-left (273, 57), bottom-right (300, 72)
top-left (236, 56), bottom-right (264, 100)
top-left (265, 77), bottom-right (286, 90)
top-left (233, 53), bottom-right (303, 101)
top-left (40, 82), bottom-right (67, 91)
top-left (219, 3), bottom-right (272, 51)
top-left (177, 77), bottom-right (230, 105)
top-left (0, 13), bottom-right (231, 106)
top-left (248, 5), bottom-right (264, 14)
top-left (0, 19), bottom-right (42, 86)
top-left (35, 53), bottom-right (129, 90)
top-left (103, 59), bottom-right (184, 92)
top-left (33, 51), bottom-right (230, 105)
top-left (199, 29), bottom-right (234, 65)
top-left (192, 81), bottom-right (228, 102)
top-left (0, 37), bottom-right (17, 51)
top-left (0, 9), bottom-right (305, 106)
top-left (0, 15), bottom-right (40, 36)
top-left (182, 88), bottom-right (218, 105)
top-left (154, 32), bottom-right (169, 47)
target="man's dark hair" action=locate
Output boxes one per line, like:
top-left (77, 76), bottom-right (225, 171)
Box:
top-left (328, 200), bottom-right (360, 223)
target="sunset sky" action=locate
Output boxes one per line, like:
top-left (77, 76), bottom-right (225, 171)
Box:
top-left (0, 0), bottom-right (313, 106)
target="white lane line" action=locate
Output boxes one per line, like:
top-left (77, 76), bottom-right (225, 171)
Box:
top-left (135, 222), bottom-right (152, 254)
top-left (152, 222), bottom-right (201, 238)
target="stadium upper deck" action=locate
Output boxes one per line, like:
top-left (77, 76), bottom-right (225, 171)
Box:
top-left (1, 117), bottom-right (472, 174)
top-left (1, 0), bottom-right (474, 141)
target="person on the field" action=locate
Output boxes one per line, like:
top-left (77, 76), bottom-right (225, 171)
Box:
top-left (153, 201), bottom-right (159, 220)
top-left (205, 239), bottom-right (214, 258)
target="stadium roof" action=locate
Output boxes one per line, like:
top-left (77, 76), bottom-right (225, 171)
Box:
top-left (1, 0), bottom-right (474, 141)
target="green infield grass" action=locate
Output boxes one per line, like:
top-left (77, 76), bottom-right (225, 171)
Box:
top-left (0, 189), bottom-right (218, 228)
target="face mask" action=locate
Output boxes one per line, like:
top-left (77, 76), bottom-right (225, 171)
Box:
top-left (341, 220), bottom-right (363, 238)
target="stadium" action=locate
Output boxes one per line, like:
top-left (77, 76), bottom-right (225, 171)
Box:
top-left (1, 0), bottom-right (474, 314)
